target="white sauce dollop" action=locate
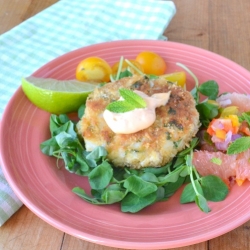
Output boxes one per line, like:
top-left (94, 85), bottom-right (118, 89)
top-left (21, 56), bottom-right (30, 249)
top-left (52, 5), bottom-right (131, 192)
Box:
top-left (103, 90), bottom-right (171, 134)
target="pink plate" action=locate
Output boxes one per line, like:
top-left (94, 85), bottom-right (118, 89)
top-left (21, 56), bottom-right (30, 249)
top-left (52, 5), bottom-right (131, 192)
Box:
top-left (1, 40), bottom-right (250, 249)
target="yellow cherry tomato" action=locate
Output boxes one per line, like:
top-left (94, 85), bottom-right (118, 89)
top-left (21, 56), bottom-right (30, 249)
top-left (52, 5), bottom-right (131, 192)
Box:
top-left (111, 59), bottom-right (144, 75)
top-left (76, 57), bottom-right (112, 83)
top-left (135, 51), bottom-right (167, 75)
top-left (161, 71), bottom-right (186, 88)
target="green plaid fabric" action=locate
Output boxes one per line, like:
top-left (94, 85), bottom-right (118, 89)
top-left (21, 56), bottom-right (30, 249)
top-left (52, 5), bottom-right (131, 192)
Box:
top-left (0, 0), bottom-right (176, 225)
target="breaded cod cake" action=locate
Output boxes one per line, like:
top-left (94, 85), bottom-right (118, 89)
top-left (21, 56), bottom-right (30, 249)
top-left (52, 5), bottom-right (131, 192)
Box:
top-left (77, 75), bottom-right (200, 169)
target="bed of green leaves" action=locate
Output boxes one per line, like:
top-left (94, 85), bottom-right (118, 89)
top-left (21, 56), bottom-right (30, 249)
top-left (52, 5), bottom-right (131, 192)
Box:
top-left (40, 74), bottom-right (229, 213)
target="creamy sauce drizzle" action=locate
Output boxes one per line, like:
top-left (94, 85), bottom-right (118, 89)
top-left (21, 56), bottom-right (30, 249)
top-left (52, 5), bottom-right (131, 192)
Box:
top-left (103, 90), bottom-right (171, 134)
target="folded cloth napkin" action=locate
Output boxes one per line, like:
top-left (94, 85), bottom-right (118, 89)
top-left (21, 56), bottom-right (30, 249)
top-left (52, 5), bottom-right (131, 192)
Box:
top-left (0, 0), bottom-right (176, 226)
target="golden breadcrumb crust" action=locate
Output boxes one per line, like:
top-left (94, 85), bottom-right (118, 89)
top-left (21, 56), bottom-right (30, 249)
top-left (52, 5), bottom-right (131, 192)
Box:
top-left (77, 75), bottom-right (200, 169)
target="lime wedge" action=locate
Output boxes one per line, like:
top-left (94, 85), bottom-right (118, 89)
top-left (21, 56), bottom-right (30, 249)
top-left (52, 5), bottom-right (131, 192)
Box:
top-left (21, 76), bottom-right (97, 114)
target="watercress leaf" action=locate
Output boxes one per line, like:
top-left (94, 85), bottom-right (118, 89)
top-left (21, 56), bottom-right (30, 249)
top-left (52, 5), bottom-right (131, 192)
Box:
top-left (76, 151), bottom-right (89, 172)
top-left (140, 172), bottom-right (159, 183)
top-left (180, 180), bottom-right (203, 203)
top-left (85, 146), bottom-right (108, 168)
top-left (57, 114), bottom-right (70, 124)
top-left (172, 156), bottom-right (185, 168)
top-left (83, 154), bottom-right (97, 168)
top-left (40, 137), bottom-right (59, 156)
top-left (113, 167), bottom-right (127, 182)
top-left (123, 175), bottom-right (157, 197)
top-left (195, 194), bottom-right (211, 213)
top-left (52, 121), bottom-right (77, 138)
top-left (121, 191), bottom-right (157, 213)
top-left (102, 190), bottom-right (126, 204)
top-left (227, 136), bottom-right (250, 154)
top-left (158, 166), bottom-right (186, 185)
top-left (143, 163), bottom-right (170, 175)
top-left (61, 151), bottom-right (76, 172)
top-left (164, 176), bottom-right (185, 199)
top-left (72, 187), bottom-right (104, 204)
top-left (50, 114), bottom-right (70, 135)
top-left (200, 175), bottom-right (229, 201)
top-left (91, 189), bottom-right (104, 199)
top-left (54, 131), bottom-right (77, 148)
top-left (88, 161), bottom-right (113, 190)
top-left (180, 182), bottom-right (195, 203)
top-left (198, 80), bottom-right (219, 100)
top-left (196, 102), bottom-right (219, 127)
top-left (51, 122), bottom-right (69, 137)
top-left (75, 168), bottom-right (91, 176)
top-left (185, 154), bottom-right (193, 167)
top-left (156, 187), bottom-right (166, 201)
top-left (196, 102), bottom-right (219, 119)
top-left (124, 168), bottom-right (141, 176)
top-left (49, 115), bottom-right (60, 135)
top-left (78, 104), bottom-right (86, 119)
top-left (180, 165), bottom-right (189, 177)
top-left (65, 121), bottom-right (77, 137)
top-left (86, 146), bottom-right (107, 161)
top-left (101, 184), bottom-right (126, 204)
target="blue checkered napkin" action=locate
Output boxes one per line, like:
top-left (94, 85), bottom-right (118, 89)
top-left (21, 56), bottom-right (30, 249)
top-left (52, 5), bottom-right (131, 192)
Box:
top-left (0, 0), bottom-right (176, 117)
top-left (0, 167), bottom-right (23, 226)
top-left (0, 0), bottom-right (176, 225)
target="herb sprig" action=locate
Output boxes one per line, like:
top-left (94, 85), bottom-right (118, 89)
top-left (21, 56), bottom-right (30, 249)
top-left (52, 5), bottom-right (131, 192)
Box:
top-left (105, 88), bottom-right (147, 113)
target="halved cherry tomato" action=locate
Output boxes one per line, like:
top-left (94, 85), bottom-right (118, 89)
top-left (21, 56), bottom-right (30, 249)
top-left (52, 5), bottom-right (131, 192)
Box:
top-left (76, 57), bottom-right (112, 83)
top-left (111, 59), bottom-right (144, 75)
top-left (135, 51), bottom-right (167, 75)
